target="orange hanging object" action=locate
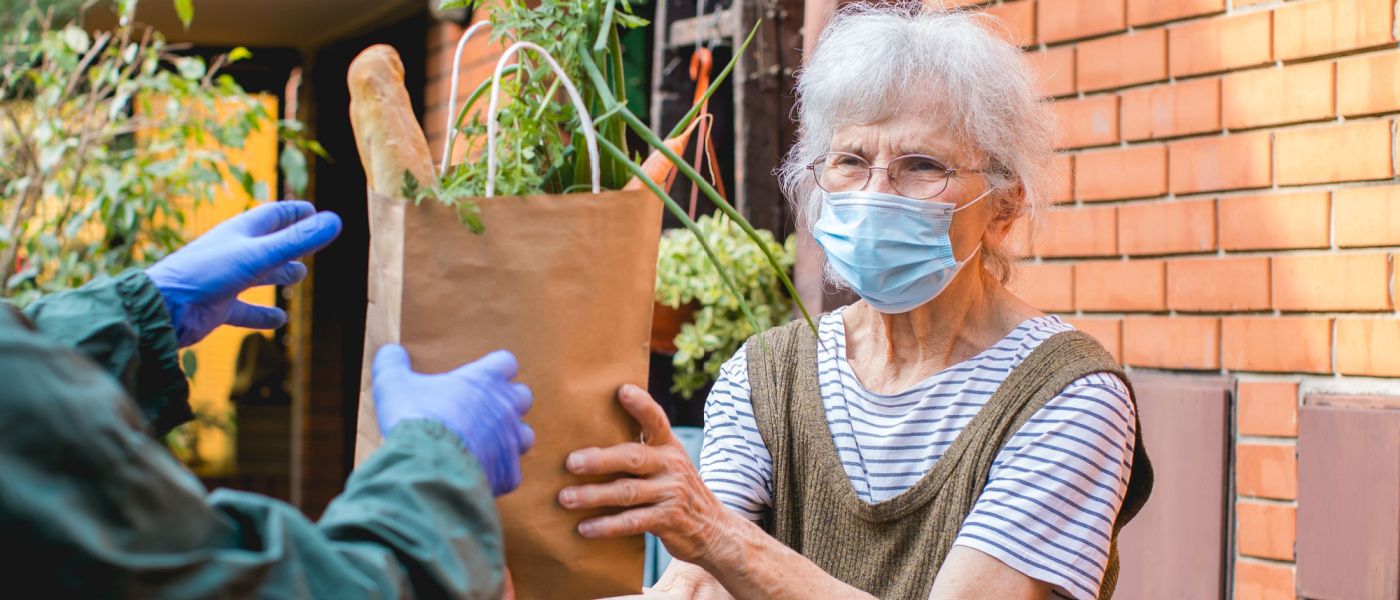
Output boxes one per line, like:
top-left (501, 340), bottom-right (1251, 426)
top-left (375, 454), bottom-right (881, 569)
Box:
top-left (623, 115), bottom-right (705, 192)
top-left (690, 47), bottom-right (713, 106)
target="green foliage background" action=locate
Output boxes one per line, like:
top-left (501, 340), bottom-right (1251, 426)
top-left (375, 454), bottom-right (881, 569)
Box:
top-left (656, 215), bottom-right (795, 398)
top-left (0, 1), bottom-right (319, 306)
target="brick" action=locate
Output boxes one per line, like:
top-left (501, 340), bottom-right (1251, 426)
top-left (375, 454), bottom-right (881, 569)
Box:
top-left (1339, 51), bottom-right (1400, 117)
top-left (428, 21), bottom-right (463, 54)
top-left (1235, 561), bottom-right (1296, 600)
top-left (1076, 145), bottom-right (1167, 201)
top-left (1009, 262), bottom-right (1074, 312)
top-left (1050, 154), bottom-right (1073, 203)
top-left (1122, 316), bottom-right (1220, 369)
top-left (1168, 257), bottom-right (1271, 311)
top-left (1238, 502), bottom-right (1297, 561)
top-left (1169, 133), bottom-right (1271, 194)
top-left (1222, 61), bottom-right (1336, 130)
top-left (1272, 253), bottom-right (1393, 311)
top-left (986, 1), bottom-right (1036, 47)
top-left (1077, 29), bottom-right (1168, 92)
top-left (1223, 317), bottom-right (1333, 373)
top-left (1274, 0), bottom-right (1396, 61)
top-left (1127, 0), bottom-right (1223, 26)
top-left (1168, 12), bottom-right (1272, 77)
top-left (1276, 120), bottom-right (1395, 186)
top-left (1218, 191), bottom-right (1332, 251)
top-left (1336, 186), bottom-right (1400, 247)
top-left (1074, 260), bottom-right (1166, 312)
top-left (1065, 317), bottom-right (1122, 363)
top-left (1336, 318), bottom-right (1400, 377)
top-left (1034, 206), bottom-right (1118, 257)
top-left (1054, 95), bottom-right (1118, 149)
top-left (1120, 78), bottom-right (1221, 141)
top-left (1118, 199), bottom-right (1216, 255)
top-left (1238, 381), bottom-right (1300, 437)
top-left (1237, 442), bottom-right (1298, 500)
top-left (1029, 46), bottom-right (1076, 98)
top-left (1037, 0), bottom-right (1125, 44)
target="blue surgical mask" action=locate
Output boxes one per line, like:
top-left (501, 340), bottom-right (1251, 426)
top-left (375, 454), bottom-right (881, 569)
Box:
top-left (812, 188), bottom-right (992, 314)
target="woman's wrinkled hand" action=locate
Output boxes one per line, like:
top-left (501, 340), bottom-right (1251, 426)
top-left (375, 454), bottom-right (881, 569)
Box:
top-left (558, 384), bottom-right (735, 565)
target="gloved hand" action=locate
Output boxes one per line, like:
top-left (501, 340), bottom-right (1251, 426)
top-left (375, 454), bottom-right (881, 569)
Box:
top-left (372, 344), bottom-right (535, 496)
top-left (147, 201), bottom-right (342, 347)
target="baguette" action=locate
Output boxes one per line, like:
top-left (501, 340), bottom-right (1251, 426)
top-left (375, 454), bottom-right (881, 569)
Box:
top-left (348, 44), bottom-right (435, 196)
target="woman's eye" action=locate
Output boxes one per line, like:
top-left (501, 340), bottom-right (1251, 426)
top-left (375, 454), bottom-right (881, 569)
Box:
top-left (832, 155), bottom-right (863, 167)
top-left (903, 157), bottom-right (945, 172)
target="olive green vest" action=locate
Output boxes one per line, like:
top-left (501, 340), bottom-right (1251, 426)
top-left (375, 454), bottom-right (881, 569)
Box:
top-left (744, 320), bottom-right (1153, 600)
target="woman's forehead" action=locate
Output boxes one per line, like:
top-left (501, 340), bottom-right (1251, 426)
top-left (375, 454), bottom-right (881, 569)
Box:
top-left (829, 114), bottom-right (976, 163)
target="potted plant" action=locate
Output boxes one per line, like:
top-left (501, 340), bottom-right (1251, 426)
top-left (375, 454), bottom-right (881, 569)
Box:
top-left (655, 214), bottom-right (795, 398)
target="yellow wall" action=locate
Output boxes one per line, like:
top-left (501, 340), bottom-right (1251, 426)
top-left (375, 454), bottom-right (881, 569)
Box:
top-left (178, 94), bottom-right (279, 475)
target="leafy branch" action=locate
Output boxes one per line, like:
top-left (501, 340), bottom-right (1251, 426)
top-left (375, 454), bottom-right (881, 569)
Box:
top-left (0, 1), bottom-right (318, 304)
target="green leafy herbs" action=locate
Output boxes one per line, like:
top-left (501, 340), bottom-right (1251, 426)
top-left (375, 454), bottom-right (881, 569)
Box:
top-left (403, 169), bottom-right (485, 234)
top-left (656, 215), bottom-right (795, 398)
top-left (0, 2), bottom-right (319, 304)
top-left (436, 0), bottom-right (649, 205)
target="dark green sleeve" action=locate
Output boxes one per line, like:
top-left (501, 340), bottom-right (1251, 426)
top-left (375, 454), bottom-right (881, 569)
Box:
top-left (0, 313), bottom-right (504, 599)
top-left (20, 269), bottom-right (190, 436)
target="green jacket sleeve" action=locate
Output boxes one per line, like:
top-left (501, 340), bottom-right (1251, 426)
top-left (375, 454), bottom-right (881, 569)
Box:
top-left (0, 311), bottom-right (505, 598)
top-left (19, 269), bottom-right (191, 436)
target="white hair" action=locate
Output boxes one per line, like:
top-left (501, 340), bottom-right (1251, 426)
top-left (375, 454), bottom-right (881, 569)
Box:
top-left (778, 1), bottom-right (1056, 284)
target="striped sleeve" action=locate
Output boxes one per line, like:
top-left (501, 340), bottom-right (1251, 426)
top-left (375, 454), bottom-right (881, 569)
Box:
top-left (697, 347), bottom-right (774, 521)
top-left (951, 372), bottom-right (1136, 600)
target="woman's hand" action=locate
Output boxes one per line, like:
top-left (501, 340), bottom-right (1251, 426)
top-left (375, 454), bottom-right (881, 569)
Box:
top-left (557, 384), bottom-right (736, 565)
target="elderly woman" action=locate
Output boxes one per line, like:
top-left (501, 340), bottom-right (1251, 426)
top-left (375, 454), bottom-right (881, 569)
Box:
top-left (560, 4), bottom-right (1152, 600)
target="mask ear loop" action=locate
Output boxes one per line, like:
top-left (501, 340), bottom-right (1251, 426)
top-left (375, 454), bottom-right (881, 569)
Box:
top-left (952, 185), bottom-right (995, 263)
top-left (951, 185), bottom-right (996, 213)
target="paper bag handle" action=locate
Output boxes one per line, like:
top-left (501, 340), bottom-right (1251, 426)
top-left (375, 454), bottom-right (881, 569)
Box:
top-left (440, 21), bottom-right (494, 177)
top-left (486, 41), bottom-right (601, 198)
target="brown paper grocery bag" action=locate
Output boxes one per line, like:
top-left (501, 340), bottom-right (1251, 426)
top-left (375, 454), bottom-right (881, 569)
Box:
top-left (355, 188), bottom-right (661, 599)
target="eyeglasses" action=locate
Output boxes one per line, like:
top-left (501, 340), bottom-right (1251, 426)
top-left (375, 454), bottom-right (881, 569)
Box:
top-left (806, 151), bottom-right (996, 200)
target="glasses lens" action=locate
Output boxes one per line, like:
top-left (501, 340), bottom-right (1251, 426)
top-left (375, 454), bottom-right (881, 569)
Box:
top-left (889, 155), bottom-right (951, 199)
top-left (812, 153), bottom-right (869, 193)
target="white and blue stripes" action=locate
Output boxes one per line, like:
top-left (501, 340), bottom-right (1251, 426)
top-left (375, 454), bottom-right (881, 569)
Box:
top-left (698, 310), bottom-right (1136, 600)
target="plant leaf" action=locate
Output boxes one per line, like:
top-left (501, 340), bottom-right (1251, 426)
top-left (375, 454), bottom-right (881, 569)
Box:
top-left (181, 350), bottom-right (199, 380)
top-left (228, 46), bottom-right (252, 63)
top-left (279, 145), bottom-right (308, 195)
top-left (173, 0), bottom-right (194, 28)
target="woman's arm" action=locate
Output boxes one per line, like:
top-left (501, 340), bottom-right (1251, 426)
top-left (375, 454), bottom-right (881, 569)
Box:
top-left (941, 372), bottom-right (1138, 600)
top-left (930, 547), bottom-right (1052, 599)
top-left (559, 385), bottom-right (875, 600)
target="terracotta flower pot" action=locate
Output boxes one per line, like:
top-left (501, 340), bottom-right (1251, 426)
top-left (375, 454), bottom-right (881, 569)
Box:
top-left (651, 301), bottom-right (697, 354)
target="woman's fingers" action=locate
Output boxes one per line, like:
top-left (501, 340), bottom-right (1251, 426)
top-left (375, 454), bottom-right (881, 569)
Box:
top-left (558, 477), bottom-right (672, 510)
top-left (566, 442), bottom-right (667, 476)
top-left (618, 384), bottom-right (675, 446)
top-left (577, 506), bottom-right (666, 539)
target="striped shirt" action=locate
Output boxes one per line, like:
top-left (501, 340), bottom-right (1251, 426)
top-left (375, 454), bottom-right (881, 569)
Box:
top-left (699, 310), bottom-right (1136, 600)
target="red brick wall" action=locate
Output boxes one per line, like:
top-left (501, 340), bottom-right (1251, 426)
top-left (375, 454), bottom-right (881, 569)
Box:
top-left (984, 0), bottom-right (1400, 597)
top-left (424, 11), bottom-right (506, 170)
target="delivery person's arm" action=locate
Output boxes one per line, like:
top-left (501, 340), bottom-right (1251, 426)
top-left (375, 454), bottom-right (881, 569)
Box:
top-left (17, 200), bottom-right (342, 438)
top-left (0, 308), bottom-right (514, 598)
top-left (20, 269), bottom-right (193, 437)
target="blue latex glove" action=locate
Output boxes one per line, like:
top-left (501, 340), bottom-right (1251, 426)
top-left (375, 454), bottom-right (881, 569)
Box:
top-left (372, 344), bottom-right (535, 496)
top-left (147, 201), bottom-right (342, 347)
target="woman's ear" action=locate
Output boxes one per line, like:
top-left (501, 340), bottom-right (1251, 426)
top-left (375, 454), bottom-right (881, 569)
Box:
top-left (981, 184), bottom-right (1025, 249)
